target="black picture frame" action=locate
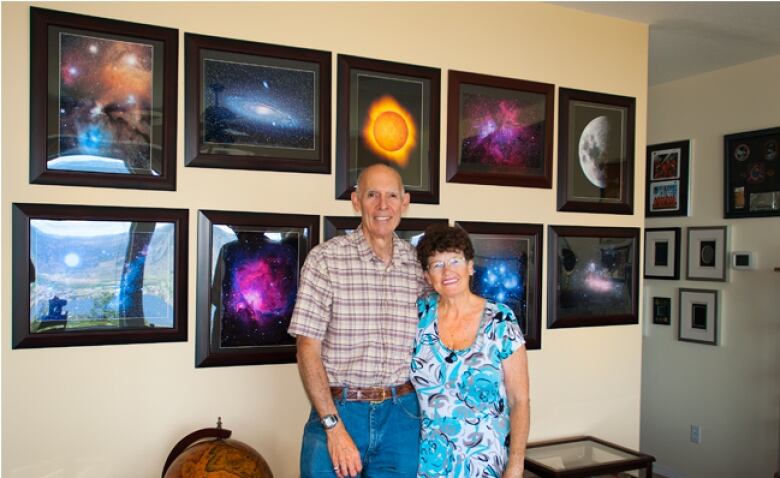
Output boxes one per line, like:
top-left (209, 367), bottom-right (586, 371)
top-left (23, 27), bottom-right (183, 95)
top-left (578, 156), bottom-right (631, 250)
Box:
top-left (445, 70), bottom-right (554, 188)
top-left (29, 7), bottom-right (178, 190)
top-left (196, 210), bottom-right (319, 367)
top-left (652, 297), bottom-right (671, 325)
top-left (323, 216), bottom-right (447, 243)
top-left (644, 227), bottom-right (681, 280)
top-left (646, 140), bottom-right (690, 217)
top-left (184, 33), bottom-right (331, 174)
top-left (724, 126), bottom-right (780, 218)
top-left (336, 54), bottom-right (440, 204)
top-left (455, 221), bottom-right (543, 350)
top-left (12, 203), bottom-right (188, 348)
top-left (548, 225), bottom-right (640, 328)
top-left (557, 88), bottom-right (635, 214)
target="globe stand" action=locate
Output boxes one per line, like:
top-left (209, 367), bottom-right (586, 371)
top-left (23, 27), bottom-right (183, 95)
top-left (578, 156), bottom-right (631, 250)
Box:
top-left (161, 418), bottom-right (232, 477)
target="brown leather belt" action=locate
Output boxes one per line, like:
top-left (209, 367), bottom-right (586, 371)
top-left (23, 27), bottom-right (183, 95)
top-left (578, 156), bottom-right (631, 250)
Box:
top-left (330, 381), bottom-right (414, 402)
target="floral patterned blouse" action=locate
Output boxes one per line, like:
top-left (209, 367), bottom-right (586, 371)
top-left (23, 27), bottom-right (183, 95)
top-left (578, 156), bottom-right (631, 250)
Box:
top-left (411, 293), bottom-right (525, 478)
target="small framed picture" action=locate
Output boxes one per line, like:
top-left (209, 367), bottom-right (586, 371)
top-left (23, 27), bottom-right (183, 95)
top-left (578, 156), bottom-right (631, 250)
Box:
top-left (645, 140), bottom-right (690, 217)
top-left (12, 203), bottom-right (188, 348)
top-left (196, 210), bottom-right (319, 367)
top-left (184, 33), bottom-right (331, 174)
top-left (644, 227), bottom-right (681, 280)
top-left (547, 226), bottom-right (640, 328)
top-left (687, 226), bottom-right (728, 281)
top-left (29, 8), bottom-right (178, 190)
top-left (456, 221), bottom-right (544, 350)
top-left (336, 54), bottom-right (441, 204)
top-left (557, 88), bottom-right (636, 214)
top-left (678, 288), bottom-right (718, 345)
top-left (445, 70), bottom-right (554, 188)
top-left (323, 217), bottom-right (447, 244)
top-left (724, 126), bottom-right (780, 218)
top-left (652, 297), bottom-right (671, 325)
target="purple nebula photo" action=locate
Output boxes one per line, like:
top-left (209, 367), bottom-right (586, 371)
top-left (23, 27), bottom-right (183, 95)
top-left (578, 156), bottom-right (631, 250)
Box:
top-left (212, 230), bottom-right (299, 348)
top-left (460, 92), bottom-right (544, 169)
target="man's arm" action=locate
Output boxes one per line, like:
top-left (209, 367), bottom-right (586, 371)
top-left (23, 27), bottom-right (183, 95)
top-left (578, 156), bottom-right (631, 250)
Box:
top-left (296, 336), bottom-right (362, 478)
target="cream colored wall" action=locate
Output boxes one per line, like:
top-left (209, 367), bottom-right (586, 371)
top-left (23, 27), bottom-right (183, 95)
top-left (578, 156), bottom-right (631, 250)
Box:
top-left (2, 3), bottom-right (648, 477)
top-left (642, 54), bottom-right (780, 478)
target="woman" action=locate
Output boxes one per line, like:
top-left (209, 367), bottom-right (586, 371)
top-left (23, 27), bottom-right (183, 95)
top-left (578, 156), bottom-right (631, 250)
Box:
top-left (411, 224), bottom-right (530, 478)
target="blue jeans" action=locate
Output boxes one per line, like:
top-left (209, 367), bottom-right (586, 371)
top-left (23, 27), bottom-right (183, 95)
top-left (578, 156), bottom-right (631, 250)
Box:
top-left (300, 391), bottom-right (421, 477)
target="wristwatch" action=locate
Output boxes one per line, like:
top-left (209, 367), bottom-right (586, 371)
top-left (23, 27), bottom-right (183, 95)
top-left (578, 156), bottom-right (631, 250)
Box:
top-left (321, 414), bottom-right (339, 430)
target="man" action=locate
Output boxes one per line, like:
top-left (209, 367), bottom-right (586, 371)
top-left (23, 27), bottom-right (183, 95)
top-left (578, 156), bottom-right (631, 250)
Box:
top-left (288, 164), bottom-right (426, 478)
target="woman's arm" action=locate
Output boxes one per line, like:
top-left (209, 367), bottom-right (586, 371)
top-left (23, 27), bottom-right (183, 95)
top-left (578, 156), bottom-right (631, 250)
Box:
top-left (502, 346), bottom-right (530, 478)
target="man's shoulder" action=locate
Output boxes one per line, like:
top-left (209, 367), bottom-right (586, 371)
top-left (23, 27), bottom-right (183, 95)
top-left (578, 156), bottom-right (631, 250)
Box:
top-left (307, 233), bottom-right (356, 261)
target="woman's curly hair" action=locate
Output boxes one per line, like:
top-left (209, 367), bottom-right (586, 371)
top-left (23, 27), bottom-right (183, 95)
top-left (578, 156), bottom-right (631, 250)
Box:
top-left (416, 224), bottom-right (475, 271)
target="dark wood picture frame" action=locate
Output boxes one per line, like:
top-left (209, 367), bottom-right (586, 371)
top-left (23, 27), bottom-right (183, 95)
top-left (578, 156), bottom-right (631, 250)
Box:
top-left (645, 140), bottom-right (690, 217)
top-left (196, 210), bottom-right (319, 367)
top-left (678, 288), bottom-right (718, 345)
top-left (29, 7), bottom-right (178, 190)
top-left (184, 33), bottom-right (331, 174)
top-left (557, 88), bottom-right (636, 214)
top-left (12, 203), bottom-right (188, 348)
top-left (724, 126), bottom-right (780, 218)
top-left (644, 227), bottom-right (681, 280)
top-left (455, 221), bottom-right (543, 350)
top-left (323, 216), bottom-right (447, 241)
top-left (548, 225), bottom-right (640, 328)
top-left (446, 70), bottom-right (554, 188)
top-left (336, 54), bottom-right (440, 204)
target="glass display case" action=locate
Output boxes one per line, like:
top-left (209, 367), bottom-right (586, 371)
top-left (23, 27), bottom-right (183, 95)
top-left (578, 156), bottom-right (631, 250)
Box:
top-left (523, 436), bottom-right (654, 478)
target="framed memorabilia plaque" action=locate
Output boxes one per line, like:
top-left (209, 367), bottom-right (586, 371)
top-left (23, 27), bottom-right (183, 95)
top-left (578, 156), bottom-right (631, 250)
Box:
top-left (724, 126), bottom-right (780, 218)
top-left (646, 140), bottom-right (690, 217)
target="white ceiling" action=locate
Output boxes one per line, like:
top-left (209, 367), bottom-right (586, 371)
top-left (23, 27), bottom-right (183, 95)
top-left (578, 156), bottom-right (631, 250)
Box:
top-left (555, 2), bottom-right (780, 85)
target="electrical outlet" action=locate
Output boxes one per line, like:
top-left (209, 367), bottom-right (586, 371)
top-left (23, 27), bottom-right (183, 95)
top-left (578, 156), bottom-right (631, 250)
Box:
top-left (690, 425), bottom-right (701, 444)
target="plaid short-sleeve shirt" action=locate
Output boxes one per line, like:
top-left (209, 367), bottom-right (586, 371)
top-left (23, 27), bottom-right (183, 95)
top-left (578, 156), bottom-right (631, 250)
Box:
top-left (288, 226), bottom-right (427, 387)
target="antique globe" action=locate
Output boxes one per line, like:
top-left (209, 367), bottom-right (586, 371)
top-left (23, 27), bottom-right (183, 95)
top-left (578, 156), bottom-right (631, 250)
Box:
top-left (162, 419), bottom-right (273, 478)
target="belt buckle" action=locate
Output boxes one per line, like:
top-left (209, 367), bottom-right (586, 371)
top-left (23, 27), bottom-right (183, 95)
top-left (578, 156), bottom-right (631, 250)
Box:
top-left (369, 387), bottom-right (387, 404)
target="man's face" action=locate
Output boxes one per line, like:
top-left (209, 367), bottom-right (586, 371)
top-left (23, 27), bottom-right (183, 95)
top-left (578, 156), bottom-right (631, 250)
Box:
top-left (351, 165), bottom-right (410, 240)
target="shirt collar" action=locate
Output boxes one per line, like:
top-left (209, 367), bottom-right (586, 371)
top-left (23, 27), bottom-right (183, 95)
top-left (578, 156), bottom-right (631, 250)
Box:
top-left (351, 224), bottom-right (408, 267)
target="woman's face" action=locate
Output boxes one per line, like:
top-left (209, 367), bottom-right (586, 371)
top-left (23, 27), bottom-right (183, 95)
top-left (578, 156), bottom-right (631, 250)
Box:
top-left (425, 250), bottom-right (474, 298)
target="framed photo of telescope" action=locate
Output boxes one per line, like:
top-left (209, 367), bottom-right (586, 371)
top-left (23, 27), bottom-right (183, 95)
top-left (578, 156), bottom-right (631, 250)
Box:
top-left (557, 88), bottom-right (636, 214)
top-left (446, 70), bottom-right (554, 188)
top-left (184, 33), bottom-right (331, 174)
top-left (12, 203), bottom-right (188, 348)
top-left (336, 54), bottom-right (441, 204)
top-left (29, 8), bottom-right (178, 190)
top-left (196, 210), bottom-right (319, 367)
top-left (548, 225), bottom-right (640, 328)
top-left (455, 221), bottom-right (543, 350)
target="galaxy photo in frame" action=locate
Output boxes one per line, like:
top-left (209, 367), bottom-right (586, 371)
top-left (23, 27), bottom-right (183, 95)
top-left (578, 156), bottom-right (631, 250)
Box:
top-left (323, 216), bottom-right (447, 246)
top-left (196, 210), bottom-right (319, 367)
top-left (446, 71), bottom-right (554, 188)
top-left (30, 8), bottom-right (177, 190)
top-left (337, 55), bottom-right (440, 204)
top-left (456, 221), bottom-right (543, 349)
top-left (185, 34), bottom-right (331, 174)
top-left (12, 203), bottom-right (188, 349)
top-left (548, 226), bottom-right (639, 329)
top-left (557, 88), bottom-right (635, 214)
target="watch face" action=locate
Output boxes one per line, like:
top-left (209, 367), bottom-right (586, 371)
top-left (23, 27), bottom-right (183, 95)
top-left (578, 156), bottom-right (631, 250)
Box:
top-left (322, 415), bottom-right (338, 429)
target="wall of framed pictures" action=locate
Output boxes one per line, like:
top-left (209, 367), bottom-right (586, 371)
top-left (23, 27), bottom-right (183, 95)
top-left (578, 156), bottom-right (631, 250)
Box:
top-left (642, 54), bottom-right (780, 478)
top-left (1, 3), bottom-right (649, 477)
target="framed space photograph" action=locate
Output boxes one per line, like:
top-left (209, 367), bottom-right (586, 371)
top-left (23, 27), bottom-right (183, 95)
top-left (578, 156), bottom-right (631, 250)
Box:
top-left (456, 221), bottom-right (543, 349)
top-left (644, 227), bottom-right (681, 280)
top-left (445, 70), bottom-right (554, 188)
top-left (678, 288), bottom-right (718, 345)
top-left (548, 226), bottom-right (640, 328)
top-left (557, 88), bottom-right (636, 214)
top-left (686, 226), bottom-right (728, 282)
top-left (196, 210), bottom-right (319, 367)
top-left (724, 126), bottom-right (780, 218)
top-left (184, 34), bottom-right (331, 173)
top-left (336, 54), bottom-right (440, 204)
top-left (652, 297), bottom-right (671, 325)
top-left (29, 8), bottom-right (178, 190)
top-left (323, 216), bottom-right (447, 244)
top-left (12, 203), bottom-right (188, 348)
top-left (646, 140), bottom-right (690, 217)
